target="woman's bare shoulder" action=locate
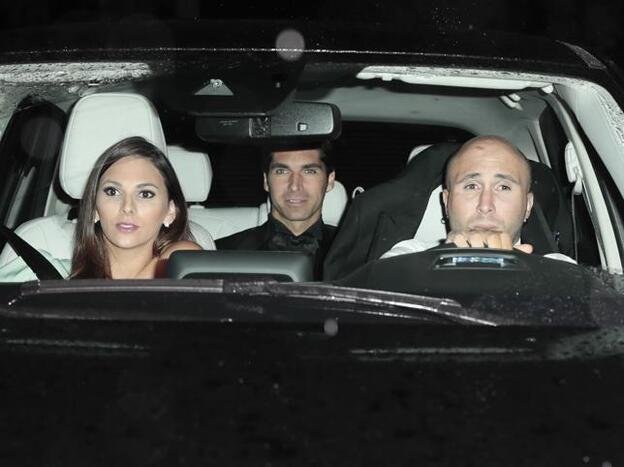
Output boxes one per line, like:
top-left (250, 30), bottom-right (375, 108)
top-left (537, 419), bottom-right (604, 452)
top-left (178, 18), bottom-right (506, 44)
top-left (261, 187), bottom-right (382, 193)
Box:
top-left (160, 240), bottom-right (203, 259)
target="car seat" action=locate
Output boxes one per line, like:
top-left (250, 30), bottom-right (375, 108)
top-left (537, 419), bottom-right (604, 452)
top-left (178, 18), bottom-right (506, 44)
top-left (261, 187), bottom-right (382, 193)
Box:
top-left (0, 93), bottom-right (215, 268)
top-left (188, 177), bottom-right (348, 240)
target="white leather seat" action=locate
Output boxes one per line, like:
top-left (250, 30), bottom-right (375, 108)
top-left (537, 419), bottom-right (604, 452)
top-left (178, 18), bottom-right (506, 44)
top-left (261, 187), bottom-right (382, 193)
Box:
top-left (59, 93), bottom-right (169, 199)
top-left (167, 145), bottom-right (213, 204)
top-left (166, 146), bottom-right (216, 250)
top-left (319, 180), bottom-right (349, 226)
top-left (188, 175), bottom-right (348, 240)
top-left (0, 93), bottom-right (215, 267)
top-left (166, 145), bottom-right (269, 240)
top-left (190, 206), bottom-right (268, 240)
top-left (0, 215), bottom-right (77, 265)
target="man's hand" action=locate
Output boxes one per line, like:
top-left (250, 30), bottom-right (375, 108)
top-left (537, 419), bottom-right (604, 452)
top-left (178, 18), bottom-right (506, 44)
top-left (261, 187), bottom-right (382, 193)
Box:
top-left (446, 231), bottom-right (533, 254)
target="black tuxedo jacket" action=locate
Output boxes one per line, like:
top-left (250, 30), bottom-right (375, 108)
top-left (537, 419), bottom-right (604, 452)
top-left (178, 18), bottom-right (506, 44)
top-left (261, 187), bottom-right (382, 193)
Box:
top-left (323, 143), bottom-right (459, 281)
top-left (216, 221), bottom-right (336, 280)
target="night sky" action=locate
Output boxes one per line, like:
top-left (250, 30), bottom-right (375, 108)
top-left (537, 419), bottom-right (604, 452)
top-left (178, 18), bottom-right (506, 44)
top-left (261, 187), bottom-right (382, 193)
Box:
top-left (2, 0), bottom-right (624, 67)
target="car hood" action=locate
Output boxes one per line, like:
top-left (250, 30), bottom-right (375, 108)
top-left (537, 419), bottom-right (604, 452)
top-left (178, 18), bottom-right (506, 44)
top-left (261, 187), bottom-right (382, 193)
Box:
top-left (0, 321), bottom-right (623, 465)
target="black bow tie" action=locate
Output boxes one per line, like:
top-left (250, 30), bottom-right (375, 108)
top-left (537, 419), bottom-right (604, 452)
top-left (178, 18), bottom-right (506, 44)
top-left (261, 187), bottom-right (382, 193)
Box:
top-left (268, 218), bottom-right (322, 253)
top-left (269, 230), bottom-right (320, 253)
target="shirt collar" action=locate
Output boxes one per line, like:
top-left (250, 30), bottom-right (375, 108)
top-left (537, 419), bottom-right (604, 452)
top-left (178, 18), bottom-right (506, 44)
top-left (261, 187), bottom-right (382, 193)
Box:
top-left (268, 215), bottom-right (323, 240)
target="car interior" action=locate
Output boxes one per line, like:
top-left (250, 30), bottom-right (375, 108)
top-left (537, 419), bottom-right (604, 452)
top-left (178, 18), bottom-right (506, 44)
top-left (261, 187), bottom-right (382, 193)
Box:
top-left (1, 60), bottom-right (623, 282)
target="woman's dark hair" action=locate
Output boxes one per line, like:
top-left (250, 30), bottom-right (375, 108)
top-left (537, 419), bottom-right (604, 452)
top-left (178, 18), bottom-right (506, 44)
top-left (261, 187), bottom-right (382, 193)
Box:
top-left (71, 136), bottom-right (193, 279)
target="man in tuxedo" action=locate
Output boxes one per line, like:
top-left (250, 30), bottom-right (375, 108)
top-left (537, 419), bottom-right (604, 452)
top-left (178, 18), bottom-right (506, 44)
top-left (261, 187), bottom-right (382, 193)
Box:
top-left (216, 143), bottom-right (337, 279)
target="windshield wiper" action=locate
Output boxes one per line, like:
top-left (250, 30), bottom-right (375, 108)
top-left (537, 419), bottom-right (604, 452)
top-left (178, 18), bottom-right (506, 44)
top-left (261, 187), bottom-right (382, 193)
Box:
top-left (2, 279), bottom-right (523, 326)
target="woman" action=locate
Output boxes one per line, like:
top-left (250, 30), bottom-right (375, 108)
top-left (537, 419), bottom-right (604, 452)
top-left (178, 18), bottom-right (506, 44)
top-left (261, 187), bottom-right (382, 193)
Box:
top-left (71, 136), bottom-right (201, 279)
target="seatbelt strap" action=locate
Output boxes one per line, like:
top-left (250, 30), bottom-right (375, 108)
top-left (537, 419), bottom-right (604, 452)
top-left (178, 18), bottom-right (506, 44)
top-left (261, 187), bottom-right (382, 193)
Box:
top-left (570, 191), bottom-right (579, 262)
top-left (532, 204), bottom-right (559, 254)
top-left (0, 224), bottom-right (63, 280)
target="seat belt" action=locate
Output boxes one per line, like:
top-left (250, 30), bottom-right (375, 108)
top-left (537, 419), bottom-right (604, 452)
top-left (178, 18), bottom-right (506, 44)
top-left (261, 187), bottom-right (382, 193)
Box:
top-left (0, 224), bottom-right (63, 280)
top-left (565, 142), bottom-right (583, 262)
top-left (532, 204), bottom-right (559, 254)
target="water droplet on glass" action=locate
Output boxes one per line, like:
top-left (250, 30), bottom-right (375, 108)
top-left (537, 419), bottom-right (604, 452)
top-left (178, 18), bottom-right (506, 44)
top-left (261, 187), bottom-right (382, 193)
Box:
top-left (324, 318), bottom-right (339, 336)
top-left (276, 28), bottom-right (305, 61)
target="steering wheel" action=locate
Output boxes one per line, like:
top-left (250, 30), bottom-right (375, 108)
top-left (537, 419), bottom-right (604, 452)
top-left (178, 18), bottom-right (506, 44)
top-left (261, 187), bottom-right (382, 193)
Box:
top-left (336, 246), bottom-right (597, 324)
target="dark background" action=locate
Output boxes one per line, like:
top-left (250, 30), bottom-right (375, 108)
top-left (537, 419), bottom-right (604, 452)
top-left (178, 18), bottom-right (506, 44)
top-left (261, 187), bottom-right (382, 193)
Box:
top-left (2, 0), bottom-right (624, 67)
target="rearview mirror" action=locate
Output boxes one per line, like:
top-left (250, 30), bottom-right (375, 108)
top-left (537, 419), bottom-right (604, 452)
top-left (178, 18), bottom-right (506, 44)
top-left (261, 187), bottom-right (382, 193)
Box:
top-left (195, 101), bottom-right (341, 144)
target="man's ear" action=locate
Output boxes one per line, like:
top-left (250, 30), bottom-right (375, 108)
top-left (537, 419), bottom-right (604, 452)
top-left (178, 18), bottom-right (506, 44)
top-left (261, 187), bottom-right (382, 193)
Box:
top-left (525, 192), bottom-right (534, 221)
top-left (325, 171), bottom-right (336, 192)
top-left (263, 173), bottom-right (269, 193)
top-left (442, 188), bottom-right (449, 215)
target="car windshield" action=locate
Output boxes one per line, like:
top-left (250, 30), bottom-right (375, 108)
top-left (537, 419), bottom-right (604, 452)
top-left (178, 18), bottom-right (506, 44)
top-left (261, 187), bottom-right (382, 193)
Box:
top-left (1, 11), bottom-right (624, 328)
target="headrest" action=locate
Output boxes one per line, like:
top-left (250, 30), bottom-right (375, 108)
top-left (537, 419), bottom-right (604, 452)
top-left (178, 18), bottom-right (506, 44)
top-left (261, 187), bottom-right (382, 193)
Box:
top-left (407, 144), bottom-right (433, 164)
top-left (59, 93), bottom-right (166, 199)
top-left (414, 185), bottom-right (447, 247)
top-left (322, 180), bottom-right (348, 226)
top-left (167, 146), bottom-right (213, 203)
top-left (408, 144), bottom-right (448, 246)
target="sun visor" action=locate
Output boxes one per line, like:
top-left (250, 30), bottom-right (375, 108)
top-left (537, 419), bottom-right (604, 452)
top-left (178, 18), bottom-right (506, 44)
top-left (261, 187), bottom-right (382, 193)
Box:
top-left (357, 66), bottom-right (553, 91)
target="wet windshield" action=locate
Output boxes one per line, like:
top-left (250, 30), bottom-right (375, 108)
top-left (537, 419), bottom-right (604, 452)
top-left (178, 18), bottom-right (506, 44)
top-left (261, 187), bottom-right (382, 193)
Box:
top-left (1, 7), bottom-right (624, 328)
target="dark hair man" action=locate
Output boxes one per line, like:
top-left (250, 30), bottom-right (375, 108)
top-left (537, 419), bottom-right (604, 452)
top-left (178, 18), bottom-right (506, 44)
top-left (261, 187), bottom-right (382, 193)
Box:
top-left (216, 142), bottom-right (337, 278)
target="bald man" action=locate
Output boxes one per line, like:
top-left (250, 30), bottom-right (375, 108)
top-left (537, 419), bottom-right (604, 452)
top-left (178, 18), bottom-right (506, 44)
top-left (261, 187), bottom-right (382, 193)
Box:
top-left (382, 136), bottom-right (574, 262)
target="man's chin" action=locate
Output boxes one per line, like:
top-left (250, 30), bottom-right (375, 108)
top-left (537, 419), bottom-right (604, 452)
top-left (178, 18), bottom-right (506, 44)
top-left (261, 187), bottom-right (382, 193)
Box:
top-left (281, 211), bottom-right (314, 222)
top-left (273, 208), bottom-right (317, 223)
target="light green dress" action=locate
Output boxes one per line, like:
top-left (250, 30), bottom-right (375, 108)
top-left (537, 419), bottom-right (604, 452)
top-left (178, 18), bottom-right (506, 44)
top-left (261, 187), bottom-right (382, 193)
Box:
top-left (0, 251), bottom-right (71, 282)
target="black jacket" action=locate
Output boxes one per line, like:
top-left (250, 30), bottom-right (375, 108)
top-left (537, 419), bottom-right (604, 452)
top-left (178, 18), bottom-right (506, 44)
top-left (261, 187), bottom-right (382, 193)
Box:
top-left (323, 144), bottom-right (459, 281)
top-left (216, 218), bottom-right (336, 280)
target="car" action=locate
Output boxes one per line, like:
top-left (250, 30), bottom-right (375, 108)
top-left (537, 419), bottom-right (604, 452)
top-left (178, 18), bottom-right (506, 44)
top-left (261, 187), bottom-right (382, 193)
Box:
top-left (1, 16), bottom-right (624, 465)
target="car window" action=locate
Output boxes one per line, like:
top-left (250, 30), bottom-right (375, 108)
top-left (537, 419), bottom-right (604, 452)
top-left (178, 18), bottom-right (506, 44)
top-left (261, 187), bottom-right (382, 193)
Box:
top-left (0, 18), bottom-right (623, 328)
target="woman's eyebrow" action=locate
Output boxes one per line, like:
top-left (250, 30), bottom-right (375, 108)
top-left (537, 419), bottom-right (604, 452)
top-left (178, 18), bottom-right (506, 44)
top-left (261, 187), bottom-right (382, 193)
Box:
top-left (99, 180), bottom-right (161, 190)
top-left (136, 182), bottom-right (161, 190)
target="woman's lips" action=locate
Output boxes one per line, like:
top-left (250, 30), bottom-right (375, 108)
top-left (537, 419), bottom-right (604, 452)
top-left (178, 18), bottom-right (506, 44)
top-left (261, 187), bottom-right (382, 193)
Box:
top-left (116, 223), bottom-right (139, 233)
